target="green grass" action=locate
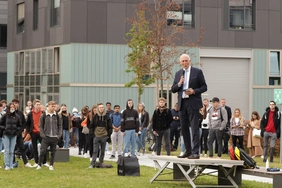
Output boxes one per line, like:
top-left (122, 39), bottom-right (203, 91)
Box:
top-left (0, 152), bottom-right (274, 188)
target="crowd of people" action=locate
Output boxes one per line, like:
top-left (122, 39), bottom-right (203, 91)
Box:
top-left (0, 53), bottom-right (280, 171)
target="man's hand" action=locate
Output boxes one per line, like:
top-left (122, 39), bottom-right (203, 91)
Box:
top-left (178, 76), bottom-right (184, 86)
top-left (185, 88), bottom-right (194, 95)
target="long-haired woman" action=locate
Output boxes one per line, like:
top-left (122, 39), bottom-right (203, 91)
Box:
top-left (0, 103), bottom-right (21, 170)
top-left (230, 108), bottom-right (246, 149)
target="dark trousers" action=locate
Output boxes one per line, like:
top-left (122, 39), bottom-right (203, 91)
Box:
top-left (201, 129), bottom-right (209, 154)
top-left (208, 129), bottom-right (224, 157)
top-left (14, 135), bottom-right (28, 164)
top-left (180, 100), bottom-right (200, 155)
top-left (89, 134), bottom-right (94, 157)
top-left (232, 135), bottom-right (244, 150)
top-left (170, 125), bottom-right (180, 149)
top-left (78, 128), bottom-right (85, 154)
top-left (90, 136), bottom-right (107, 165)
top-left (31, 133), bottom-right (47, 164)
top-left (155, 129), bottom-right (171, 156)
top-left (84, 134), bottom-right (89, 154)
top-left (38, 137), bottom-right (58, 166)
top-left (223, 133), bottom-right (230, 153)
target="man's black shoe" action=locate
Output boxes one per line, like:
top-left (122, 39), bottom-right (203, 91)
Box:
top-left (177, 152), bottom-right (191, 158)
top-left (188, 154), bottom-right (200, 159)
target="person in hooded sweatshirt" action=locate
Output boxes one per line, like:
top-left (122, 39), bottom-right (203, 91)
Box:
top-left (121, 99), bottom-right (139, 156)
top-left (152, 97), bottom-right (173, 156)
top-left (0, 103), bottom-right (22, 170)
top-left (88, 103), bottom-right (112, 168)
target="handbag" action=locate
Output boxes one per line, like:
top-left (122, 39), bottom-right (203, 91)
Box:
top-left (82, 126), bottom-right (89, 134)
top-left (252, 128), bottom-right (261, 138)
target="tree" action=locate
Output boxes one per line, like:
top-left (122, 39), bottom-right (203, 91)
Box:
top-left (125, 3), bottom-right (155, 103)
top-left (125, 0), bottom-right (204, 100)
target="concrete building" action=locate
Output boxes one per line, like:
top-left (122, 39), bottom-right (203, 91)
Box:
top-left (0, 0), bottom-right (7, 100)
top-left (6, 0), bottom-right (282, 118)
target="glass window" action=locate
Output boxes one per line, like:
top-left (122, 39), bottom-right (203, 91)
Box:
top-left (30, 51), bottom-right (35, 74)
top-left (0, 25), bottom-right (7, 47)
top-left (17, 3), bottom-right (25, 33)
top-left (50, 0), bottom-right (61, 27)
top-left (270, 52), bottom-right (280, 76)
top-left (25, 52), bottom-right (30, 75)
top-left (33, 0), bottom-right (39, 30)
top-left (229, 0), bottom-right (255, 30)
top-left (167, 0), bottom-right (194, 27)
top-left (48, 48), bottom-right (54, 73)
top-left (36, 50), bottom-right (41, 74)
top-left (19, 52), bottom-right (24, 75)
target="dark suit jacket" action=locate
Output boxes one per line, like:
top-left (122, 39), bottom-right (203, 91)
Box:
top-left (171, 67), bottom-right (207, 111)
top-left (224, 105), bottom-right (232, 127)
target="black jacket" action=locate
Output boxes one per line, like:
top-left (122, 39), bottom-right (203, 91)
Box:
top-left (0, 113), bottom-right (21, 137)
top-left (121, 100), bottom-right (139, 133)
top-left (26, 110), bottom-right (43, 134)
top-left (260, 107), bottom-right (281, 139)
top-left (152, 107), bottom-right (173, 131)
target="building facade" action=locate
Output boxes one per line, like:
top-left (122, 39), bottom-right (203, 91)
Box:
top-left (6, 0), bottom-right (282, 118)
top-left (0, 0), bottom-right (7, 100)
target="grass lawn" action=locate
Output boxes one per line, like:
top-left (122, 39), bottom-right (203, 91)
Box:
top-left (0, 152), bottom-right (275, 188)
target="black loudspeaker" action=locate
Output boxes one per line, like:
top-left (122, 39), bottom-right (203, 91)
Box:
top-left (117, 155), bottom-right (140, 176)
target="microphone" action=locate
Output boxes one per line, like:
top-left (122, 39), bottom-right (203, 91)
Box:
top-left (182, 70), bottom-right (185, 77)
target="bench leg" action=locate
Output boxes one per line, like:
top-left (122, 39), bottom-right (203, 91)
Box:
top-left (273, 176), bottom-right (282, 188)
top-left (218, 166), bottom-right (241, 187)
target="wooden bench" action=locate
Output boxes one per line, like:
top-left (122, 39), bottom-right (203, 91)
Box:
top-left (149, 155), bottom-right (244, 188)
top-left (206, 165), bottom-right (282, 188)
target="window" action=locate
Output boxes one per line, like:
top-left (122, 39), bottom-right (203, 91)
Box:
top-left (33, 0), bottom-right (39, 30)
top-left (269, 51), bottom-right (281, 86)
top-left (17, 3), bottom-right (25, 33)
top-left (50, 0), bottom-right (60, 27)
top-left (14, 47), bottom-right (60, 107)
top-left (167, 0), bottom-right (195, 27)
top-left (226, 0), bottom-right (256, 30)
top-left (0, 25), bottom-right (7, 47)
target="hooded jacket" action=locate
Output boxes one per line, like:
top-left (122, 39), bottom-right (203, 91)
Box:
top-left (121, 100), bottom-right (139, 133)
top-left (260, 106), bottom-right (281, 138)
top-left (89, 109), bottom-right (112, 138)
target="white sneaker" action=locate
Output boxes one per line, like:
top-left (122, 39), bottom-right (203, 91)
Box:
top-left (106, 151), bottom-right (111, 155)
top-left (84, 153), bottom-right (88, 158)
top-left (179, 152), bottom-right (184, 156)
top-left (1, 149), bottom-right (4, 153)
top-left (36, 166), bottom-right (41, 170)
top-left (124, 153), bottom-right (129, 157)
top-left (90, 158), bottom-right (92, 162)
top-left (43, 163), bottom-right (50, 167)
top-left (261, 155), bottom-right (264, 159)
top-left (25, 163), bottom-right (32, 168)
top-left (200, 154), bottom-right (203, 157)
top-left (204, 154), bottom-right (207, 157)
top-left (49, 165), bottom-right (54, 171)
top-left (5, 166), bottom-right (10, 170)
top-left (32, 163), bottom-right (38, 168)
top-left (135, 152), bottom-right (140, 156)
top-left (151, 151), bottom-right (156, 156)
top-left (96, 158), bottom-right (99, 162)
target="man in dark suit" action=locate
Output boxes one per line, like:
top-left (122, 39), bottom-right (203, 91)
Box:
top-left (171, 54), bottom-right (207, 159)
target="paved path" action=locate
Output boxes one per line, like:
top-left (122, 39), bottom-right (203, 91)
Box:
top-left (68, 147), bottom-right (272, 185)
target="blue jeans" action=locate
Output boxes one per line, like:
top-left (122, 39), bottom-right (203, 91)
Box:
top-left (3, 135), bottom-right (17, 168)
top-left (0, 137), bottom-right (3, 150)
top-left (140, 127), bottom-right (147, 150)
top-left (63, 130), bottom-right (70, 148)
top-left (71, 128), bottom-right (79, 145)
top-left (123, 129), bottom-right (136, 156)
top-left (136, 134), bottom-right (144, 152)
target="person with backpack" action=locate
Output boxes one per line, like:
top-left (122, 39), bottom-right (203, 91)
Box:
top-left (36, 101), bottom-right (62, 171)
top-left (152, 97), bottom-right (173, 156)
top-left (88, 102), bottom-right (112, 168)
top-left (109, 105), bottom-right (123, 159)
top-left (207, 97), bottom-right (227, 159)
top-left (0, 103), bottom-right (22, 170)
top-left (260, 101), bottom-right (281, 163)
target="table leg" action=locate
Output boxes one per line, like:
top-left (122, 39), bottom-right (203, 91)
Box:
top-left (150, 161), bottom-right (170, 183)
top-left (218, 165), bottom-right (239, 188)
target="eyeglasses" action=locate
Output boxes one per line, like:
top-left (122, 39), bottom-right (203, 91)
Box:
top-left (182, 60), bottom-right (189, 62)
